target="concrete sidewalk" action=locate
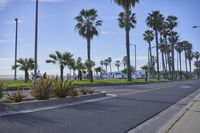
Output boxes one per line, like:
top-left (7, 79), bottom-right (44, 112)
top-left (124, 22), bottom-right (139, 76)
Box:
top-left (159, 94), bottom-right (200, 133)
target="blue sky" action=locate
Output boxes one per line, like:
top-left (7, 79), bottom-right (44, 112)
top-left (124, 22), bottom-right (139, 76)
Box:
top-left (0, 0), bottom-right (200, 76)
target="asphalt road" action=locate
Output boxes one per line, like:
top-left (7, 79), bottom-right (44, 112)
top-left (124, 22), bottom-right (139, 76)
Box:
top-left (0, 80), bottom-right (200, 133)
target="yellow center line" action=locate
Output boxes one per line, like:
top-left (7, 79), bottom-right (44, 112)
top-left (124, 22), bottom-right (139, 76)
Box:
top-left (119, 86), bottom-right (174, 96)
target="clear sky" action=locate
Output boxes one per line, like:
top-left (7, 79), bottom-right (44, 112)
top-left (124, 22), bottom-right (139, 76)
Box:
top-left (0, 0), bottom-right (200, 76)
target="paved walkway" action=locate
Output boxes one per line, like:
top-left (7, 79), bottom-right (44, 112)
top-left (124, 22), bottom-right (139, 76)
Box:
top-left (159, 94), bottom-right (200, 133)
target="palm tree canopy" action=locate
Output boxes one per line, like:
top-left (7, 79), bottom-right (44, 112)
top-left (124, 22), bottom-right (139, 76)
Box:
top-left (107, 57), bottom-right (112, 63)
top-left (160, 21), bottom-right (170, 38)
top-left (143, 30), bottom-right (154, 44)
top-left (115, 60), bottom-right (121, 67)
top-left (74, 9), bottom-right (102, 40)
top-left (194, 52), bottom-right (200, 60)
top-left (85, 60), bottom-right (95, 71)
top-left (168, 31), bottom-right (179, 44)
top-left (76, 57), bottom-right (86, 71)
top-left (104, 59), bottom-right (109, 66)
top-left (186, 50), bottom-right (194, 61)
top-left (13, 58), bottom-right (34, 71)
top-left (46, 51), bottom-right (73, 66)
top-left (114, 0), bottom-right (139, 10)
top-left (166, 15), bottom-right (178, 30)
top-left (175, 42), bottom-right (184, 53)
top-left (146, 11), bottom-right (164, 31)
top-left (118, 10), bottom-right (136, 30)
top-left (183, 41), bottom-right (192, 51)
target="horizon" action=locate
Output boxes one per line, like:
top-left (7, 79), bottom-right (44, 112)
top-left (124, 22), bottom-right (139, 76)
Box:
top-left (1, 0), bottom-right (200, 77)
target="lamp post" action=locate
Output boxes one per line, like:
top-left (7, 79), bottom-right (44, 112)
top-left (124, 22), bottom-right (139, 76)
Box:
top-left (14, 18), bottom-right (18, 80)
top-left (34, 0), bottom-right (38, 80)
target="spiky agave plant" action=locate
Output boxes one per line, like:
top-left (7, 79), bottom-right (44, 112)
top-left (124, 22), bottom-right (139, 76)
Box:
top-left (0, 81), bottom-right (7, 98)
top-left (7, 89), bottom-right (27, 102)
top-left (52, 79), bottom-right (77, 98)
top-left (31, 77), bottom-right (53, 100)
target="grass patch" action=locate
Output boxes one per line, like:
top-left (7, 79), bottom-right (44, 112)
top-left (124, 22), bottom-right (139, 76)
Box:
top-left (0, 79), bottom-right (171, 90)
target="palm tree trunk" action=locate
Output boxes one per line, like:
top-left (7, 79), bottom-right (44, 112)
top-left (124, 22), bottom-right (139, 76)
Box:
top-left (60, 64), bottom-right (64, 81)
top-left (155, 30), bottom-right (160, 80)
top-left (125, 9), bottom-right (131, 81)
top-left (171, 42), bottom-right (175, 80)
top-left (185, 51), bottom-right (188, 75)
top-left (179, 52), bottom-right (182, 79)
top-left (87, 37), bottom-right (93, 82)
top-left (24, 70), bottom-right (29, 83)
top-left (149, 42), bottom-right (152, 75)
top-left (117, 67), bottom-right (119, 72)
top-left (110, 64), bottom-right (112, 73)
top-left (189, 60), bottom-right (192, 79)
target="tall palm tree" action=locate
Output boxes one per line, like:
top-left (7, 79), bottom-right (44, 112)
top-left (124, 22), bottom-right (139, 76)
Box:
top-left (175, 42), bottom-right (184, 79)
top-left (12, 58), bottom-right (34, 83)
top-left (160, 21), bottom-right (171, 76)
top-left (166, 15), bottom-right (178, 79)
top-left (186, 50), bottom-right (194, 78)
top-left (183, 41), bottom-right (192, 75)
top-left (159, 38), bottom-right (167, 78)
top-left (146, 11), bottom-right (164, 80)
top-left (107, 57), bottom-right (112, 73)
top-left (143, 30), bottom-right (154, 67)
top-left (115, 60), bottom-right (121, 72)
top-left (114, 0), bottom-right (139, 81)
top-left (46, 51), bottom-right (73, 81)
top-left (74, 9), bottom-right (102, 82)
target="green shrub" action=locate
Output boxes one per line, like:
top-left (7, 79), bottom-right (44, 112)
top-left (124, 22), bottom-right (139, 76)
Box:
top-left (7, 89), bottom-right (27, 102)
top-left (0, 81), bottom-right (7, 98)
top-left (52, 79), bottom-right (77, 98)
top-left (31, 77), bottom-right (52, 100)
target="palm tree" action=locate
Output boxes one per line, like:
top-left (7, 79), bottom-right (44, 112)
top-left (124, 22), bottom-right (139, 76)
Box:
top-left (146, 10), bottom-right (164, 80)
top-left (168, 31), bottom-right (179, 79)
top-left (114, 0), bottom-right (139, 81)
top-left (175, 42), bottom-right (184, 79)
top-left (159, 37), bottom-right (167, 78)
top-left (74, 9), bottom-right (102, 82)
top-left (46, 51), bottom-right (73, 81)
top-left (183, 41), bottom-right (192, 75)
top-left (143, 30), bottom-right (154, 67)
top-left (166, 15), bottom-right (178, 79)
top-left (122, 56), bottom-right (128, 69)
top-left (85, 60), bottom-right (95, 81)
top-left (107, 57), bottom-right (112, 73)
top-left (100, 60), bottom-right (104, 69)
top-left (104, 59), bottom-right (109, 74)
top-left (12, 58), bottom-right (34, 83)
top-left (68, 59), bottom-right (76, 79)
top-left (194, 52), bottom-right (200, 62)
top-left (115, 60), bottom-right (121, 72)
top-left (160, 21), bottom-right (171, 76)
top-left (194, 61), bottom-right (200, 78)
top-left (95, 67), bottom-right (103, 78)
top-left (186, 50), bottom-right (194, 78)
top-left (76, 57), bottom-right (85, 81)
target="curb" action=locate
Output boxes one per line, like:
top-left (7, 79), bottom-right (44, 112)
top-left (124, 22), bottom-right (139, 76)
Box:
top-left (0, 93), bottom-right (110, 117)
top-left (158, 93), bottom-right (200, 133)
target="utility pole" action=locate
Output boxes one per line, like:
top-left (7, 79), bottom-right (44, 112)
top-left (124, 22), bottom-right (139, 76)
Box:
top-left (34, 0), bottom-right (39, 80)
top-left (14, 18), bottom-right (18, 80)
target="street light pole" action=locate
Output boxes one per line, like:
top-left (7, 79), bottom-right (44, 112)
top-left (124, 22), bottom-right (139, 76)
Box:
top-left (34, 0), bottom-right (38, 80)
top-left (14, 18), bottom-right (18, 80)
